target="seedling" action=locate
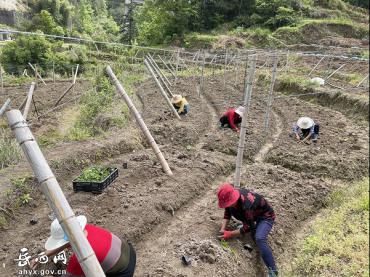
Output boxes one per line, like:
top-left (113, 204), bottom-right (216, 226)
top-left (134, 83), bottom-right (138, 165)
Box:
top-left (75, 166), bottom-right (111, 182)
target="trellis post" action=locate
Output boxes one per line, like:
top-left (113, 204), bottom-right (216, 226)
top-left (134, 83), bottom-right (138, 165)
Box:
top-left (106, 66), bottom-right (173, 176)
top-left (263, 55), bottom-right (278, 134)
top-left (233, 55), bottom-right (257, 188)
top-left (6, 110), bottom-right (106, 277)
top-left (0, 98), bottom-right (11, 116)
top-left (144, 60), bottom-right (181, 120)
top-left (23, 82), bottom-right (36, 120)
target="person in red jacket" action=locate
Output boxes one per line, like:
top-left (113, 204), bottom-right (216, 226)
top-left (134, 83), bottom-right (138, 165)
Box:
top-left (30, 216), bottom-right (136, 277)
top-left (219, 106), bottom-right (245, 132)
top-left (217, 183), bottom-right (278, 277)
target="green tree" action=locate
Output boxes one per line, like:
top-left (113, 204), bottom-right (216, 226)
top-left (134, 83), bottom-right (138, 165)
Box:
top-left (28, 0), bottom-right (73, 27)
top-left (0, 35), bottom-right (53, 74)
top-left (30, 10), bottom-right (65, 35)
top-left (135, 0), bottom-right (197, 45)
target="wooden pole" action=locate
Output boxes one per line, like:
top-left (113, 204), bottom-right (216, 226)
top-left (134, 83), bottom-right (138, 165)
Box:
top-left (325, 64), bottom-right (345, 81)
top-left (234, 51), bottom-right (239, 85)
top-left (175, 50), bottom-right (180, 82)
top-left (147, 56), bottom-right (173, 96)
top-left (157, 55), bottom-right (176, 78)
top-left (0, 65), bottom-right (3, 95)
top-left (148, 54), bottom-right (172, 87)
top-left (233, 56), bottom-right (257, 188)
top-left (356, 74), bottom-right (369, 88)
top-left (0, 98), bottom-right (10, 117)
top-left (54, 64), bottom-right (79, 107)
top-left (28, 63), bottom-right (46, 85)
top-left (52, 60), bottom-right (55, 84)
top-left (144, 60), bottom-right (181, 120)
top-left (263, 55), bottom-right (278, 134)
top-left (308, 56), bottom-right (325, 76)
top-left (106, 66), bottom-right (173, 176)
top-left (224, 49), bottom-right (228, 88)
top-left (199, 50), bottom-right (206, 97)
top-left (23, 82), bottom-right (36, 120)
top-left (6, 110), bottom-right (105, 277)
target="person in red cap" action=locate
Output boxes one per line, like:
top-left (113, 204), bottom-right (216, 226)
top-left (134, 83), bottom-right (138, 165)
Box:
top-left (217, 183), bottom-right (278, 277)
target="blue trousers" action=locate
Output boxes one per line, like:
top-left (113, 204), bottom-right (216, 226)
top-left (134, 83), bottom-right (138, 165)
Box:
top-left (255, 219), bottom-right (277, 272)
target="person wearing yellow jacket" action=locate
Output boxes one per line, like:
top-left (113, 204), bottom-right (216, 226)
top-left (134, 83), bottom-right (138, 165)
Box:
top-left (172, 94), bottom-right (189, 115)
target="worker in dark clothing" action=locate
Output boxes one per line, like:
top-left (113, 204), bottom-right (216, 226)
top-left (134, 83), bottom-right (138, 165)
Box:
top-left (292, 117), bottom-right (320, 143)
top-left (217, 183), bottom-right (278, 277)
top-left (219, 106), bottom-right (245, 132)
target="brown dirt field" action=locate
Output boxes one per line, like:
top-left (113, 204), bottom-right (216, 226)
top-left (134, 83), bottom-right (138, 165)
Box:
top-left (0, 57), bottom-right (368, 277)
top-left (266, 97), bottom-right (369, 181)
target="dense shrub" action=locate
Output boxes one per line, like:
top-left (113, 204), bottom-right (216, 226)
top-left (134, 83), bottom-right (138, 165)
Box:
top-left (0, 35), bottom-right (53, 74)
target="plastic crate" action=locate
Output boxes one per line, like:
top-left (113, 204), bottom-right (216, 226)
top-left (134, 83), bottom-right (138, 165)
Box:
top-left (73, 167), bottom-right (118, 194)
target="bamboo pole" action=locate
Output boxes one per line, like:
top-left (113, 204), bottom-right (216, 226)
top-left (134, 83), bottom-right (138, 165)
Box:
top-left (356, 74), bottom-right (369, 88)
top-left (325, 64), bottom-right (345, 81)
top-left (233, 56), bottom-right (257, 188)
top-left (6, 110), bottom-right (105, 277)
top-left (224, 49), bottom-right (228, 88)
top-left (23, 82), bottom-right (36, 120)
top-left (144, 60), bottom-right (181, 120)
top-left (263, 55), bottom-right (278, 134)
top-left (147, 55), bottom-right (173, 96)
top-left (54, 64), bottom-right (79, 107)
top-left (0, 65), bottom-right (3, 95)
top-left (28, 63), bottom-right (46, 85)
top-left (157, 55), bottom-right (176, 78)
top-left (199, 50), bottom-right (206, 97)
top-left (175, 50), bottom-right (180, 82)
top-left (106, 66), bottom-right (173, 176)
top-left (0, 98), bottom-right (10, 117)
top-left (308, 56), bottom-right (325, 76)
top-left (52, 60), bottom-right (55, 84)
top-left (147, 57), bottom-right (173, 97)
top-left (148, 54), bottom-right (172, 86)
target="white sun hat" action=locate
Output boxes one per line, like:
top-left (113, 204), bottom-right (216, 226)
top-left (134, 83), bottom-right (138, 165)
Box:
top-left (171, 94), bottom-right (182, 104)
top-left (235, 106), bottom-right (245, 117)
top-left (310, 77), bottom-right (325, 86)
top-left (45, 215), bottom-right (87, 251)
top-left (297, 117), bottom-right (314, 129)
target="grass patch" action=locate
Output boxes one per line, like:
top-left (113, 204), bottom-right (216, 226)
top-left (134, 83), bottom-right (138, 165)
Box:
top-left (0, 176), bottom-right (35, 229)
top-left (274, 17), bottom-right (368, 44)
top-left (288, 178), bottom-right (369, 277)
top-left (0, 129), bottom-right (21, 169)
top-left (183, 33), bottom-right (219, 49)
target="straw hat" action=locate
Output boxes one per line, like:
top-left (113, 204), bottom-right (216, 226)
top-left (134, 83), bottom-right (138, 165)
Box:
top-left (45, 215), bottom-right (87, 251)
top-left (171, 95), bottom-right (183, 104)
top-left (235, 106), bottom-right (245, 117)
top-left (297, 117), bottom-right (314, 129)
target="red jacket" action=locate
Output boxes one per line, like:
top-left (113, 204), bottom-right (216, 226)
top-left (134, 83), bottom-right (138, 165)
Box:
top-left (223, 108), bottom-right (242, 130)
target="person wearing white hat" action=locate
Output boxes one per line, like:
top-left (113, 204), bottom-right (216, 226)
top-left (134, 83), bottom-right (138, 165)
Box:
top-left (30, 216), bottom-right (136, 277)
top-left (171, 94), bottom-right (189, 115)
top-left (292, 117), bottom-right (320, 143)
top-left (219, 106), bottom-right (245, 132)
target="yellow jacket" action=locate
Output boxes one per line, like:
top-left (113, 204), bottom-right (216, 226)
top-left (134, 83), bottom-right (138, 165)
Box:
top-left (174, 97), bottom-right (188, 113)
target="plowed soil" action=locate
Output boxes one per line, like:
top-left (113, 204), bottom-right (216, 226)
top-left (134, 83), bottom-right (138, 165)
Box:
top-left (0, 64), bottom-right (368, 277)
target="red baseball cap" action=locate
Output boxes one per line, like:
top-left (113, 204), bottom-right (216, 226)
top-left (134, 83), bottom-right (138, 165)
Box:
top-left (217, 183), bottom-right (240, 208)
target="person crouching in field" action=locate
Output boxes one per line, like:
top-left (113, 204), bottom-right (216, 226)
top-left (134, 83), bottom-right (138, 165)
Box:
top-left (30, 216), bottom-right (136, 277)
top-left (292, 116), bottom-right (320, 143)
top-left (172, 94), bottom-right (189, 115)
top-left (219, 106), bottom-right (245, 132)
top-left (217, 183), bottom-right (278, 277)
